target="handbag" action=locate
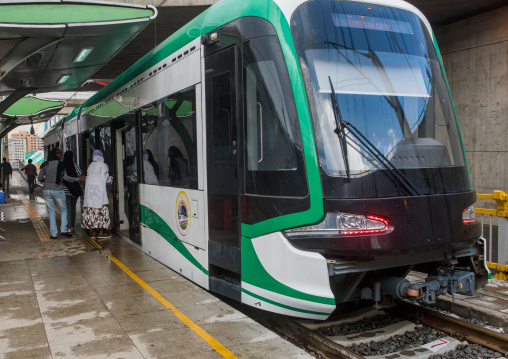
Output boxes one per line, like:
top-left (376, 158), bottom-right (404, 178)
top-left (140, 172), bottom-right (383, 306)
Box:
top-left (65, 181), bottom-right (83, 197)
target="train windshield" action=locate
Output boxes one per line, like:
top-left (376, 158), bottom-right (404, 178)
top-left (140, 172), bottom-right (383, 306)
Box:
top-left (292, 1), bottom-right (470, 197)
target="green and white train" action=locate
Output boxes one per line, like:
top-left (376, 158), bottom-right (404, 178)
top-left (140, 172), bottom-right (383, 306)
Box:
top-left (44, 0), bottom-right (489, 319)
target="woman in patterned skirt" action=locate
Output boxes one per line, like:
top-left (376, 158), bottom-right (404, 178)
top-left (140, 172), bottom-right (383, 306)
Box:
top-left (82, 150), bottom-right (112, 238)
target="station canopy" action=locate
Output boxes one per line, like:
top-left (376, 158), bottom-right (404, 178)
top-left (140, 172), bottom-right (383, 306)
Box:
top-left (0, 0), bottom-right (157, 137)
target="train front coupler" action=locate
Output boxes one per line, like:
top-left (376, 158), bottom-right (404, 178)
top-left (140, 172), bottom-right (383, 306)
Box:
top-left (364, 266), bottom-right (476, 309)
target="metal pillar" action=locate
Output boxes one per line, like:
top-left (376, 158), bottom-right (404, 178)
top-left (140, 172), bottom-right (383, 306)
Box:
top-left (499, 217), bottom-right (508, 265)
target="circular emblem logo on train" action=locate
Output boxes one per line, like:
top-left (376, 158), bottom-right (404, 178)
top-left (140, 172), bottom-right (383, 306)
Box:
top-left (175, 191), bottom-right (191, 236)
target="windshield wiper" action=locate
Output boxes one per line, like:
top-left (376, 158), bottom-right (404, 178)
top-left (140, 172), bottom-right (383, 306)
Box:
top-left (341, 118), bottom-right (420, 196)
top-left (326, 42), bottom-right (420, 196)
top-left (328, 78), bottom-right (419, 195)
top-left (328, 76), bottom-right (351, 182)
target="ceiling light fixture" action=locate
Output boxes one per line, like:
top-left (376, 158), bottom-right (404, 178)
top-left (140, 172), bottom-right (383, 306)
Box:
top-left (57, 74), bottom-right (71, 84)
top-left (73, 47), bottom-right (94, 63)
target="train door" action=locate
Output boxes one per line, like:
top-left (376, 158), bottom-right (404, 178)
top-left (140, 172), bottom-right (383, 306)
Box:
top-left (115, 114), bottom-right (140, 243)
top-left (206, 46), bottom-right (240, 247)
top-left (205, 45), bottom-right (242, 299)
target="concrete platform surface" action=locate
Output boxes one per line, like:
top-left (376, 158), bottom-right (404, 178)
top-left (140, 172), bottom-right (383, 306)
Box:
top-left (3, 172), bottom-right (508, 358)
top-left (0, 173), bottom-right (311, 359)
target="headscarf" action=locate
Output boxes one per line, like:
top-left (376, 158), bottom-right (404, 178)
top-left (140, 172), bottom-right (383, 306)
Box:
top-left (169, 146), bottom-right (185, 160)
top-left (168, 146), bottom-right (189, 183)
top-left (63, 151), bottom-right (78, 177)
top-left (145, 149), bottom-right (159, 179)
top-left (92, 150), bottom-right (104, 163)
top-left (142, 150), bottom-right (159, 185)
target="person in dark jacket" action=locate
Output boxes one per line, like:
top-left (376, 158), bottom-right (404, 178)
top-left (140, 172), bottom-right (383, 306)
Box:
top-left (1, 158), bottom-right (12, 191)
top-left (168, 146), bottom-right (190, 186)
top-left (38, 148), bottom-right (82, 239)
top-left (20, 159), bottom-right (37, 193)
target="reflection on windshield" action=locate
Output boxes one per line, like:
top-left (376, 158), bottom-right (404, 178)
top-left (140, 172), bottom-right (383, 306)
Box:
top-left (292, 0), bottom-right (466, 179)
top-left (309, 49), bottom-right (430, 98)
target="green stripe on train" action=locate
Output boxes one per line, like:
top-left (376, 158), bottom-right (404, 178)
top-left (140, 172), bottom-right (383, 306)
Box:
top-left (241, 237), bottom-right (335, 306)
top-left (140, 205), bottom-right (208, 275)
top-left (242, 288), bottom-right (331, 316)
top-left (432, 31), bottom-right (471, 189)
top-left (201, 0), bottom-right (324, 238)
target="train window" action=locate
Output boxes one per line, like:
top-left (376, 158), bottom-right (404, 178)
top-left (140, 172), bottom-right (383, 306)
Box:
top-left (243, 36), bottom-right (308, 197)
top-left (211, 72), bottom-right (233, 160)
top-left (142, 86), bottom-right (197, 189)
top-left (65, 135), bottom-right (77, 157)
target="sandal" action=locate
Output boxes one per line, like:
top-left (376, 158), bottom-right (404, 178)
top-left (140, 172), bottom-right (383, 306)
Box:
top-left (97, 234), bottom-right (111, 239)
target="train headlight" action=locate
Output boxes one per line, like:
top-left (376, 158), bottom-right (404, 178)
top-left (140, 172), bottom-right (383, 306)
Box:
top-left (283, 212), bottom-right (389, 238)
top-left (462, 206), bottom-right (476, 224)
top-left (337, 213), bottom-right (388, 235)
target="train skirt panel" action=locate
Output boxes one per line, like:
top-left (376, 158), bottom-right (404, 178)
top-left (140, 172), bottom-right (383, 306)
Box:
top-left (241, 233), bottom-right (335, 319)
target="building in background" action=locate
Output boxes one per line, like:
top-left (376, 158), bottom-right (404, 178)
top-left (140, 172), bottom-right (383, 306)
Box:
top-left (13, 131), bottom-right (42, 152)
top-left (8, 131), bottom-right (44, 164)
top-left (8, 136), bottom-right (26, 164)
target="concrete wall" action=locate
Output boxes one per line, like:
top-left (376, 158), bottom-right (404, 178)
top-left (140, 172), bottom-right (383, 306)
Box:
top-left (436, 6), bottom-right (508, 203)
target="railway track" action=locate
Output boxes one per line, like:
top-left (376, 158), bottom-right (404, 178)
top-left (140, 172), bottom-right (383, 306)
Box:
top-left (241, 301), bottom-right (508, 359)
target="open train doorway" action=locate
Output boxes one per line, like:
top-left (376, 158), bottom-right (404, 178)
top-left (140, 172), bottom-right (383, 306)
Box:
top-left (115, 114), bottom-right (141, 243)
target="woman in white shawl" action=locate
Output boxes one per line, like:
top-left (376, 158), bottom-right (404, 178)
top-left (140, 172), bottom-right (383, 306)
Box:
top-left (129, 149), bottom-right (159, 185)
top-left (82, 150), bottom-right (112, 238)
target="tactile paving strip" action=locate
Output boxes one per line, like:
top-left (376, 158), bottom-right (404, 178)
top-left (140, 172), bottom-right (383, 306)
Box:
top-left (30, 191), bottom-right (96, 249)
top-left (17, 190), bottom-right (52, 242)
top-left (22, 191), bottom-right (102, 249)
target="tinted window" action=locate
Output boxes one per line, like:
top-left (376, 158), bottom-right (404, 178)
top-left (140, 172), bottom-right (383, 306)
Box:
top-left (212, 73), bottom-right (233, 161)
top-left (143, 86), bottom-right (197, 189)
top-left (65, 135), bottom-right (77, 156)
top-left (243, 36), bottom-right (307, 197)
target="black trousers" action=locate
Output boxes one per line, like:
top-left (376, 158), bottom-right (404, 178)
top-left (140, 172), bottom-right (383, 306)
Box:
top-left (27, 175), bottom-right (35, 193)
top-left (66, 196), bottom-right (78, 230)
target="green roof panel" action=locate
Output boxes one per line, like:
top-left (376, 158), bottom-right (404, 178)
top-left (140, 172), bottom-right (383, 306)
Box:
top-left (3, 97), bottom-right (65, 117)
top-left (0, 3), bottom-right (154, 24)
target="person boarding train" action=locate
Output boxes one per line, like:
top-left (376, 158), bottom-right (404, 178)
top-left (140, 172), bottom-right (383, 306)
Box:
top-left (38, 148), bottom-right (84, 239)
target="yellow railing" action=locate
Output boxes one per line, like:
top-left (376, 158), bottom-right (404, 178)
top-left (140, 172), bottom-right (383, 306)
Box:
top-left (476, 191), bottom-right (508, 218)
top-left (475, 190), bottom-right (508, 280)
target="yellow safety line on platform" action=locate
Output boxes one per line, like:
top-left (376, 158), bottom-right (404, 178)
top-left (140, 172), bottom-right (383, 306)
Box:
top-left (17, 190), bottom-right (52, 242)
top-left (93, 242), bottom-right (237, 358)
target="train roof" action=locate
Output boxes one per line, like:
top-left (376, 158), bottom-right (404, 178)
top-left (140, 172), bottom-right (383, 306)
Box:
top-left (41, 118), bottom-right (64, 139)
top-left (65, 0), bottom-right (432, 123)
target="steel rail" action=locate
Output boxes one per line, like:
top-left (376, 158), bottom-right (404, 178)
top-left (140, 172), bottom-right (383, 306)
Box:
top-left (394, 300), bottom-right (508, 355)
top-left (244, 309), bottom-right (363, 359)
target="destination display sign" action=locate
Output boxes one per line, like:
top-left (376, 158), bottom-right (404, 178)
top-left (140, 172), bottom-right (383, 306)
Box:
top-left (333, 14), bottom-right (413, 35)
